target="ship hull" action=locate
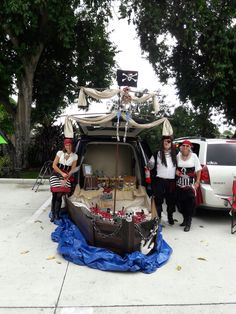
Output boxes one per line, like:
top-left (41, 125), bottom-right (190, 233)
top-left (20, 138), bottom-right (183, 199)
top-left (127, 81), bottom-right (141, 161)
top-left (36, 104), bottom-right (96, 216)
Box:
top-left (66, 197), bottom-right (159, 256)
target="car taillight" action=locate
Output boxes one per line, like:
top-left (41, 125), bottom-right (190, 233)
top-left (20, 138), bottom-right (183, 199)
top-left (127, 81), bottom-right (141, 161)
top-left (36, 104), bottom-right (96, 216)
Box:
top-left (201, 165), bottom-right (210, 184)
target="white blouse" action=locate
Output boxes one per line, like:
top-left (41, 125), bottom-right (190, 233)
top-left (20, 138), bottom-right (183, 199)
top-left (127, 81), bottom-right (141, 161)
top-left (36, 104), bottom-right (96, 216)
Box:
top-left (177, 152), bottom-right (201, 171)
top-left (176, 152), bottom-right (201, 187)
top-left (56, 150), bottom-right (78, 166)
top-left (149, 151), bottom-right (176, 179)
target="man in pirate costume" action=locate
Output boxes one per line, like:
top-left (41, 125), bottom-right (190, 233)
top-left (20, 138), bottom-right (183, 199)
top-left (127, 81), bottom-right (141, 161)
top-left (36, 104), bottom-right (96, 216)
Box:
top-left (49, 138), bottom-right (78, 222)
top-left (148, 135), bottom-right (177, 224)
top-left (176, 140), bottom-right (201, 232)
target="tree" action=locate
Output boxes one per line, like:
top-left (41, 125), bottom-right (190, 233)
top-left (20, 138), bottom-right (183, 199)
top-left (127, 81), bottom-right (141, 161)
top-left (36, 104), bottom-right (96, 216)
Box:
top-left (32, 10), bottom-right (116, 126)
top-left (223, 129), bottom-right (233, 138)
top-left (119, 0), bottom-right (236, 124)
top-left (171, 106), bottom-right (220, 138)
top-left (140, 101), bottom-right (220, 150)
top-left (0, 102), bottom-right (14, 135)
top-left (0, 0), bottom-right (115, 169)
top-left (138, 96), bottom-right (173, 151)
top-left (28, 122), bottom-right (65, 167)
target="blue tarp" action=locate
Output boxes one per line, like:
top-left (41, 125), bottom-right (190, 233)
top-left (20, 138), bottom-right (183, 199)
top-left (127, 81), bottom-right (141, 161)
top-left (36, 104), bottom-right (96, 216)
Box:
top-left (51, 215), bottom-right (172, 273)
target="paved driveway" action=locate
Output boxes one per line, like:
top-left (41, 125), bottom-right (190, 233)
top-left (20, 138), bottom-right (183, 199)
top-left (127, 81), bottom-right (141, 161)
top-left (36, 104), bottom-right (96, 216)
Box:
top-left (0, 180), bottom-right (236, 314)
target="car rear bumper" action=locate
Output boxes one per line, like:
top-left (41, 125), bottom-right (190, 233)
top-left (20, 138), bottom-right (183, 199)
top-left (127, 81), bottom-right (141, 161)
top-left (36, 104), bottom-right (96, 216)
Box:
top-left (199, 184), bottom-right (231, 210)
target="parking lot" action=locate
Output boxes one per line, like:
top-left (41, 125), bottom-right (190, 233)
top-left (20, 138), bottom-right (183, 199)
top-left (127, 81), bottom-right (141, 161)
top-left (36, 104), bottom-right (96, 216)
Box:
top-left (0, 179), bottom-right (236, 314)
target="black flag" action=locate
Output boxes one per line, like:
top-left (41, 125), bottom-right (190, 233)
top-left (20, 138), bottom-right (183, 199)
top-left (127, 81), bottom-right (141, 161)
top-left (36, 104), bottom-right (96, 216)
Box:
top-left (116, 69), bottom-right (138, 87)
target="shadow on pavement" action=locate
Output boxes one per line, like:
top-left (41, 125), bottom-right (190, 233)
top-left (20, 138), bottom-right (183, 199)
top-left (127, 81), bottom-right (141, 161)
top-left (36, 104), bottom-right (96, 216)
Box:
top-left (195, 207), bottom-right (230, 224)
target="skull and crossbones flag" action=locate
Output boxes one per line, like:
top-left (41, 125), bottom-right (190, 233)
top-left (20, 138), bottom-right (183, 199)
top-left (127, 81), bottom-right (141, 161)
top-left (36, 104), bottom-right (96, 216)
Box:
top-left (116, 69), bottom-right (138, 87)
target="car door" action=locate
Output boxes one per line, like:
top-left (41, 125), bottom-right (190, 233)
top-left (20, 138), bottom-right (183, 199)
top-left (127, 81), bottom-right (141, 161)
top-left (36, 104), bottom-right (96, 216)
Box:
top-left (206, 142), bottom-right (236, 196)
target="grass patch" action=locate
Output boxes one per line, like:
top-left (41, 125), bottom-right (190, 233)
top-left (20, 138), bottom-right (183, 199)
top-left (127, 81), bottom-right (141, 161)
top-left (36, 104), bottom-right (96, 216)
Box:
top-left (0, 167), bottom-right (41, 179)
top-left (19, 169), bottom-right (40, 179)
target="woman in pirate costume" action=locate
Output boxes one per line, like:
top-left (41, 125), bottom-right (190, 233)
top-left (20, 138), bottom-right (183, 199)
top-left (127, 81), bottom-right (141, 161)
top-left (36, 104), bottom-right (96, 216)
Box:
top-left (49, 138), bottom-right (78, 222)
top-left (148, 135), bottom-right (177, 225)
top-left (176, 140), bottom-right (201, 232)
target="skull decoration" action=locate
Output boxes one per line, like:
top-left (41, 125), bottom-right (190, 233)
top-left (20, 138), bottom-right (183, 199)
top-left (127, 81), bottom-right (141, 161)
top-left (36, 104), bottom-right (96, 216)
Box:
top-left (125, 209), bottom-right (134, 222)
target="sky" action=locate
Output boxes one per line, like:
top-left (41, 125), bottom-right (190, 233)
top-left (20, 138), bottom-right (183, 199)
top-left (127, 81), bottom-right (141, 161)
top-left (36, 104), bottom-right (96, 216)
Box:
top-left (108, 15), bottom-right (179, 105)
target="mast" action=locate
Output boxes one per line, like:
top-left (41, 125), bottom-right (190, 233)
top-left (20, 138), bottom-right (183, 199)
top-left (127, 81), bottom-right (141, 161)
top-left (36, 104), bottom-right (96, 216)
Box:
top-left (113, 70), bottom-right (138, 214)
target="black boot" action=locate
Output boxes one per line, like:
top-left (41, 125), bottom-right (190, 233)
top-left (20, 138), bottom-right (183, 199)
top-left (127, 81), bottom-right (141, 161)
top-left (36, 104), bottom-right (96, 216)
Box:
top-left (54, 193), bottom-right (63, 220)
top-left (180, 218), bottom-right (187, 227)
top-left (50, 193), bottom-right (57, 222)
top-left (50, 210), bottom-right (55, 222)
top-left (168, 213), bottom-right (174, 225)
top-left (55, 208), bottom-right (60, 220)
top-left (157, 205), bottom-right (162, 221)
top-left (184, 217), bottom-right (192, 232)
top-left (184, 225), bottom-right (190, 232)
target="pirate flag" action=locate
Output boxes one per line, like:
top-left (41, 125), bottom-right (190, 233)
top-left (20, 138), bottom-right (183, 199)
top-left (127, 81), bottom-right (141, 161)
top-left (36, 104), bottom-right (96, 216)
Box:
top-left (116, 69), bottom-right (138, 87)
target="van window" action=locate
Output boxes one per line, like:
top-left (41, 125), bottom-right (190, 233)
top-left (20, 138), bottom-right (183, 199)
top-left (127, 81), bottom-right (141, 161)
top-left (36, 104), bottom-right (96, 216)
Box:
top-left (83, 142), bottom-right (136, 177)
top-left (192, 143), bottom-right (200, 156)
top-left (206, 144), bottom-right (236, 166)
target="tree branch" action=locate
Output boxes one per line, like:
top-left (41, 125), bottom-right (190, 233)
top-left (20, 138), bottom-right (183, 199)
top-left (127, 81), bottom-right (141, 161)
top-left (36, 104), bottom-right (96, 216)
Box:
top-left (39, 7), bottom-right (49, 38)
top-left (2, 25), bottom-right (19, 48)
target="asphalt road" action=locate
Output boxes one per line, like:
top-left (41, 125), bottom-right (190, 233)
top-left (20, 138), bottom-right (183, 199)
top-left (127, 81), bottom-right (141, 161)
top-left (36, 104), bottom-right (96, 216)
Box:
top-left (0, 179), bottom-right (236, 314)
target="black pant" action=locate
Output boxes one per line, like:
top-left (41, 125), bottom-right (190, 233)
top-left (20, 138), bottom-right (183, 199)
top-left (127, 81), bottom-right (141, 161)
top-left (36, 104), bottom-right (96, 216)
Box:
top-left (51, 192), bottom-right (64, 218)
top-left (177, 186), bottom-right (195, 221)
top-left (152, 177), bottom-right (176, 216)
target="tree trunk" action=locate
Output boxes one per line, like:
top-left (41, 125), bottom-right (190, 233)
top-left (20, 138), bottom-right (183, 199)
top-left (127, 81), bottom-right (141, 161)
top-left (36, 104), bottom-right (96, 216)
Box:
top-left (14, 48), bottom-right (43, 169)
top-left (14, 75), bottom-right (33, 169)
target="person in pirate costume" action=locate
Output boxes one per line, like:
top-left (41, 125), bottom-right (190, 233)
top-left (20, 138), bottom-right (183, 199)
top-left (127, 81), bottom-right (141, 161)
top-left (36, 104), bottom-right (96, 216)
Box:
top-left (148, 135), bottom-right (177, 224)
top-left (176, 140), bottom-right (201, 232)
top-left (49, 138), bottom-right (78, 222)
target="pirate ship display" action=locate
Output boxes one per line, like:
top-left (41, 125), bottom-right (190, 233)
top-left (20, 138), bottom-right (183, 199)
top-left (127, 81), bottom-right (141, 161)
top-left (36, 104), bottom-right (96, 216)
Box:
top-left (66, 178), bottom-right (160, 255)
top-left (61, 70), bottom-right (173, 256)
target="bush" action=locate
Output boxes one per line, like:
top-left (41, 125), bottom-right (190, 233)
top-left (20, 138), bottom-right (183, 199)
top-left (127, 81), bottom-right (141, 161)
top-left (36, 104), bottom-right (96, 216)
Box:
top-left (0, 155), bottom-right (12, 177)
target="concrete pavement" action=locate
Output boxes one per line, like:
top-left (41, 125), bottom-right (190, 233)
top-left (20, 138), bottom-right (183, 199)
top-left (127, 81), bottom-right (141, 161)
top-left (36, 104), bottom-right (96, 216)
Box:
top-left (0, 179), bottom-right (236, 314)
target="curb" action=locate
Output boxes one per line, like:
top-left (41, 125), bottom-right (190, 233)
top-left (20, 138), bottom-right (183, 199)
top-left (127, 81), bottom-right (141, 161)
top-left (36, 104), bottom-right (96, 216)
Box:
top-left (0, 178), bottom-right (50, 185)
